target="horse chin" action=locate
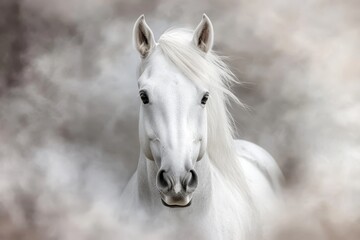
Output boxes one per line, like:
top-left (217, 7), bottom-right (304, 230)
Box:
top-left (161, 196), bottom-right (192, 208)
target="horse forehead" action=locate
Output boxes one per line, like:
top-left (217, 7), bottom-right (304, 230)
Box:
top-left (152, 71), bottom-right (195, 92)
top-left (142, 58), bottom-right (198, 94)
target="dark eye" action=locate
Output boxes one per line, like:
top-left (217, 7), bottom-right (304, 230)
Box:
top-left (139, 90), bottom-right (149, 104)
top-left (201, 92), bottom-right (209, 105)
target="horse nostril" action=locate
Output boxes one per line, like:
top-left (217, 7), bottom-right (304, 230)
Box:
top-left (183, 169), bottom-right (198, 192)
top-left (156, 169), bottom-right (171, 192)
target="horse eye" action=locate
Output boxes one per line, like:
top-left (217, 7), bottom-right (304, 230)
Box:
top-left (139, 90), bottom-right (149, 104)
top-left (201, 92), bottom-right (209, 105)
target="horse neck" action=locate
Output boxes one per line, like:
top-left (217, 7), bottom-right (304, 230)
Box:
top-left (136, 152), bottom-right (213, 212)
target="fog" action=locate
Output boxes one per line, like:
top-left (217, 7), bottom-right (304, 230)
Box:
top-left (0, 0), bottom-right (359, 239)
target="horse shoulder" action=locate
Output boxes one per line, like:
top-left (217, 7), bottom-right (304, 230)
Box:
top-left (234, 139), bottom-right (283, 220)
top-left (234, 139), bottom-right (283, 192)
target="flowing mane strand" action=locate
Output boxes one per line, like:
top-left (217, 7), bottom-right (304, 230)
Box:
top-left (156, 29), bottom-right (249, 194)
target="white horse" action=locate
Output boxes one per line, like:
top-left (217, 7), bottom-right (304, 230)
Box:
top-left (120, 14), bottom-right (283, 240)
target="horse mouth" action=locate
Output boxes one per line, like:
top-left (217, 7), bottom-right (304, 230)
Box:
top-left (161, 199), bottom-right (192, 208)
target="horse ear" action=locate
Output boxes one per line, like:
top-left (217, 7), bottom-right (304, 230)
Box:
top-left (193, 14), bottom-right (214, 53)
top-left (133, 15), bottom-right (156, 58)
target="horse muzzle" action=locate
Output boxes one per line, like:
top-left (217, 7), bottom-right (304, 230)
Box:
top-left (160, 193), bottom-right (193, 208)
top-left (156, 168), bottom-right (198, 207)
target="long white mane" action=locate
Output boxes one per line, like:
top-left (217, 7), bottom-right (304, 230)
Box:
top-left (157, 29), bottom-right (250, 196)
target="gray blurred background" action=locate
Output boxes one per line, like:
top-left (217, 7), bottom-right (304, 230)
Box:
top-left (0, 0), bottom-right (359, 239)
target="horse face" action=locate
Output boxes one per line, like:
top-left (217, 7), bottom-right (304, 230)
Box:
top-left (133, 14), bottom-right (214, 208)
top-left (137, 52), bottom-right (209, 207)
